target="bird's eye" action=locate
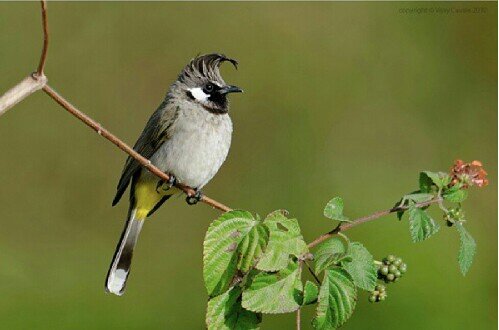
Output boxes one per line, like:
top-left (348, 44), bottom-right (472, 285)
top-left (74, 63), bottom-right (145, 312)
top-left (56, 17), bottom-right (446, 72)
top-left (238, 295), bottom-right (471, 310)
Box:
top-left (203, 83), bottom-right (214, 94)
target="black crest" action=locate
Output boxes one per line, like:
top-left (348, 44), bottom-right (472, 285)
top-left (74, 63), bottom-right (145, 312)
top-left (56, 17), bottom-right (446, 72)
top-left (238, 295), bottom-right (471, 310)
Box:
top-left (179, 53), bottom-right (238, 85)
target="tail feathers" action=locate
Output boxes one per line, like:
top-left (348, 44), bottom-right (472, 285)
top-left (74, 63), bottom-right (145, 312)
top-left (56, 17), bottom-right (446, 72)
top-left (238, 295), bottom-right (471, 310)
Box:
top-left (105, 209), bottom-right (144, 296)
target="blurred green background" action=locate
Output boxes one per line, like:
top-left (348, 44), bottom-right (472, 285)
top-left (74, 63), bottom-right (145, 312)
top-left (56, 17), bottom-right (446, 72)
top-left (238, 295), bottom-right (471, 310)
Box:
top-left (0, 2), bottom-right (496, 329)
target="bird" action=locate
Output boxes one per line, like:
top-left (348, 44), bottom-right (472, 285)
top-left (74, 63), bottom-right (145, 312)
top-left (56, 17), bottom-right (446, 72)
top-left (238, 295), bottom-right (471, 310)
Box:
top-left (105, 53), bottom-right (242, 296)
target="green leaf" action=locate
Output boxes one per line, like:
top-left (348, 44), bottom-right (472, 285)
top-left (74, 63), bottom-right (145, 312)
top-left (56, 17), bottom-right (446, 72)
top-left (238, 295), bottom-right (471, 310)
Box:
top-left (395, 191), bottom-right (433, 221)
top-left (314, 237), bottom-right (347, 274)
top-left (237, 224), bottom-right (270, 272)
top-left (204, 210), bottom-right (263, 296)
top-left (408, 207), bottom-right (440, 242)
top-left (256, 212), bottom-right (308, 272)
top-left (404, 193), bottom-right (434, 204)
top-left (242, 261), bottom-right (303, 314)
top-left (206, 287), bottom-right (261, 330)
top-left (456, 223), bottom-right (476, 276)
top-left (420, 171), bottom-right (449, 192)
top-left (324, 197), bottom-right (350, 222)
top-left (343, 242), bottom-right (377, 291)
top-left (303, 281), bottom-right (319, 305)
top-left (312, 267), bottom-right (357, 329)
top-left (443, 187), bottom-right (468, 203)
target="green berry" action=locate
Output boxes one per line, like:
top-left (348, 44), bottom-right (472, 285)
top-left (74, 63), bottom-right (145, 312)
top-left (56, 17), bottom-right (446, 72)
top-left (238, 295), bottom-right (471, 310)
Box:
top-left (386, 274), bottom-right (395, 281)
top-left (369, 295), bottom-right (377, 303)
top-left (393, 258), bottom-right (402, 267)
top-left (376, 284), bottom-right (386, 292)
top-left (399, 264), bottom-right (407, 273)
top-left (388, 265), bottom-right (398, 273)
top-left (394, 270), bottom-right (402, 278)
top-left (380, 266), bottom-right (389, 275)
top-left (387, 255), bottom-right (396, 263)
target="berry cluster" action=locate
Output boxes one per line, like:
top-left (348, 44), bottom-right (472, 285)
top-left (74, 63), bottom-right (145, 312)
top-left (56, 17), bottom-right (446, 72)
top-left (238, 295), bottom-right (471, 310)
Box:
top-left (368, 284), bottom-right (387, 303)
top-left (378, 255), bottom-right (407, 283)
top-left (444, 208), bottom-right (465, 227)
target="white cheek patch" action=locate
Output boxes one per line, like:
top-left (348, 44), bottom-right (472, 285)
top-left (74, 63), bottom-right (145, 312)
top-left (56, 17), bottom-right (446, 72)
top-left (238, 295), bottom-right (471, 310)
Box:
top-left (189, 87), bottom-right (210, 101)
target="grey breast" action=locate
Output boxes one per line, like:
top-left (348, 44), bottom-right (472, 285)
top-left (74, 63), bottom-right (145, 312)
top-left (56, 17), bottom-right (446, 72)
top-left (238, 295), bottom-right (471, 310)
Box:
top-left (150, 101), bottom-right (233, 189)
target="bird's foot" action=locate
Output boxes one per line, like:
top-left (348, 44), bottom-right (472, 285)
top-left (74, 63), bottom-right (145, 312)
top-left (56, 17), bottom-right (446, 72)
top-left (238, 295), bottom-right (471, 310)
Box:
top-left (186, 189), bottom-right (203, 205)
top-left (156, 174), bottom-right (177, 194)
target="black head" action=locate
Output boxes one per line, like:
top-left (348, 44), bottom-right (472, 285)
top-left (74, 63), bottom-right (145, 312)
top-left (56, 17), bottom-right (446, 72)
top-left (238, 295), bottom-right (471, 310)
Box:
top-left (177, 53), bottom-right (242, 114)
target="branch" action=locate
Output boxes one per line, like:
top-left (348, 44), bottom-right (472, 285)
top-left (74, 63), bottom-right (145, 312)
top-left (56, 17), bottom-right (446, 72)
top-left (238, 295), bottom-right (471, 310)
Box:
top-left (296, 261), bottom-right (303, 330)
top-left (307, 197), bottom-right (443, 249)
top-left (37, 0), bottom-right (49, 76)
top-left (0, 0), bottom-right (232, 213)
top-left (0, 0), bottom-right (49, 116)
top-left (296, 308), bottom-right (301, 330)
top-left (0, 74), bottom-right (47, 115)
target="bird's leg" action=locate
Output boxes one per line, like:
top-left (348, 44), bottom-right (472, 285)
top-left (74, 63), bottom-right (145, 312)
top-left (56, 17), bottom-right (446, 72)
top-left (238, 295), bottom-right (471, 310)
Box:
top-left (186, 189), bottom-right (203, 205)
top-left (156, 174), bottom-right (177, 194)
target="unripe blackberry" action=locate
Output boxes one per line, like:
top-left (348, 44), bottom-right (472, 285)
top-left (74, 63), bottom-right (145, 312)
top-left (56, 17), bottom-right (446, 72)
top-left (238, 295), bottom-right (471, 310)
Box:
top-left (385, 255), bottom-right (396, 263)
top-left (377, 255), bottom-right (407, 283)
top-left (444, 207), bottom-right (465, 227)
top-left (399, 263), bottom-right (407, 274)
top-left (369, 284), bottom-right (387, 303)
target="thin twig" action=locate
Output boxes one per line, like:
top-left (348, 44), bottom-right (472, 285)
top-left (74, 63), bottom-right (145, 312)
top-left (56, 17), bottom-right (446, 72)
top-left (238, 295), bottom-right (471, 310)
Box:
top-left (296, 308), bottom-right (301, 330)
top-left (296, 261), bottom-right (303, 330)
top-left (41, 84), bottom-right (232, 212)
top-left (307, 197), bottom-right (443, 249)
top-left (36, 0), bottom-right (49, 76)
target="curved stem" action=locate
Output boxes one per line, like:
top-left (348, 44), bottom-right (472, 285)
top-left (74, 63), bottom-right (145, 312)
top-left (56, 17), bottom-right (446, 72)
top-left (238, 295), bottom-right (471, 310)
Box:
top-left (308, 197), bottom-right (443, 249)
top-left (36, 0), bottom-right (49, 76)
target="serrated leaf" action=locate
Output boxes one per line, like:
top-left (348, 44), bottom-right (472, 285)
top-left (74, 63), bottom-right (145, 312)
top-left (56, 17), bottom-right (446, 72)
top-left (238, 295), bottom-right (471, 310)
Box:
top-left (314, 237), bottom-right (347, 274)
top-left (206, 287), bottom-right (261, 330)
top-left (443, 187), bottom-right (468, 203)
top-left (342, 242), bottom-right (377, 291)
top-left (237, 225), bottom-right (270, 272)
top-left (256, 212), bottom-right (308, 272)
top-left (419, 172), bottom-right (434, 192)
top-left (420, 171), bottom-right (449, 191)
top-left (404, 193), bottom-right (434, 203)
top-left (303, 281), bottom-right (319, 305)
top-left (324, 197), bottom-right (350, 222)
top-left (456, 224), bottom-right (476, 276)
top-left (312, 267), bottom-right (357, 329)
top-left (408, 207), bottom-right (440, 242)
top-left (242, 261), bottom-right (303, 314)
top-left (204, 210), bottom-right (261, 296)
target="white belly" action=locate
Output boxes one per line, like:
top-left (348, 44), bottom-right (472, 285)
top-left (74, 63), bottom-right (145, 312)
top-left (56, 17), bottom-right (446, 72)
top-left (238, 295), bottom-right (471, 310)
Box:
top-left (149, 110), bottom-right (232, 189)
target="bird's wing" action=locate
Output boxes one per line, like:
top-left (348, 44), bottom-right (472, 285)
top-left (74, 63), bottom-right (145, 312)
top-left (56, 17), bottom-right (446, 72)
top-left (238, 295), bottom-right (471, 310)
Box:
top-left (112, 100), bottom-right (177, 206)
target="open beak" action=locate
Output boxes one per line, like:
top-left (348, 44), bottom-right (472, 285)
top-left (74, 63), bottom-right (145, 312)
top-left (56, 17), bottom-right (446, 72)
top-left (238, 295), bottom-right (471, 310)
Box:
top-left (220, 85), bottom-right (243, 95)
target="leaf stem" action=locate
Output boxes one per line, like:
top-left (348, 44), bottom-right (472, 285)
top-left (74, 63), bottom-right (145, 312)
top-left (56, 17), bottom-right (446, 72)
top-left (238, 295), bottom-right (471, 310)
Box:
top-left (308, 197), bottom-right (443, 249)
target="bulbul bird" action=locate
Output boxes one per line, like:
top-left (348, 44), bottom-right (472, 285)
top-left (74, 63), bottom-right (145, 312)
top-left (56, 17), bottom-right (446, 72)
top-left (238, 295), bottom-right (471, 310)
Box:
top-left (105, 53), bottom-right (242, 296)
